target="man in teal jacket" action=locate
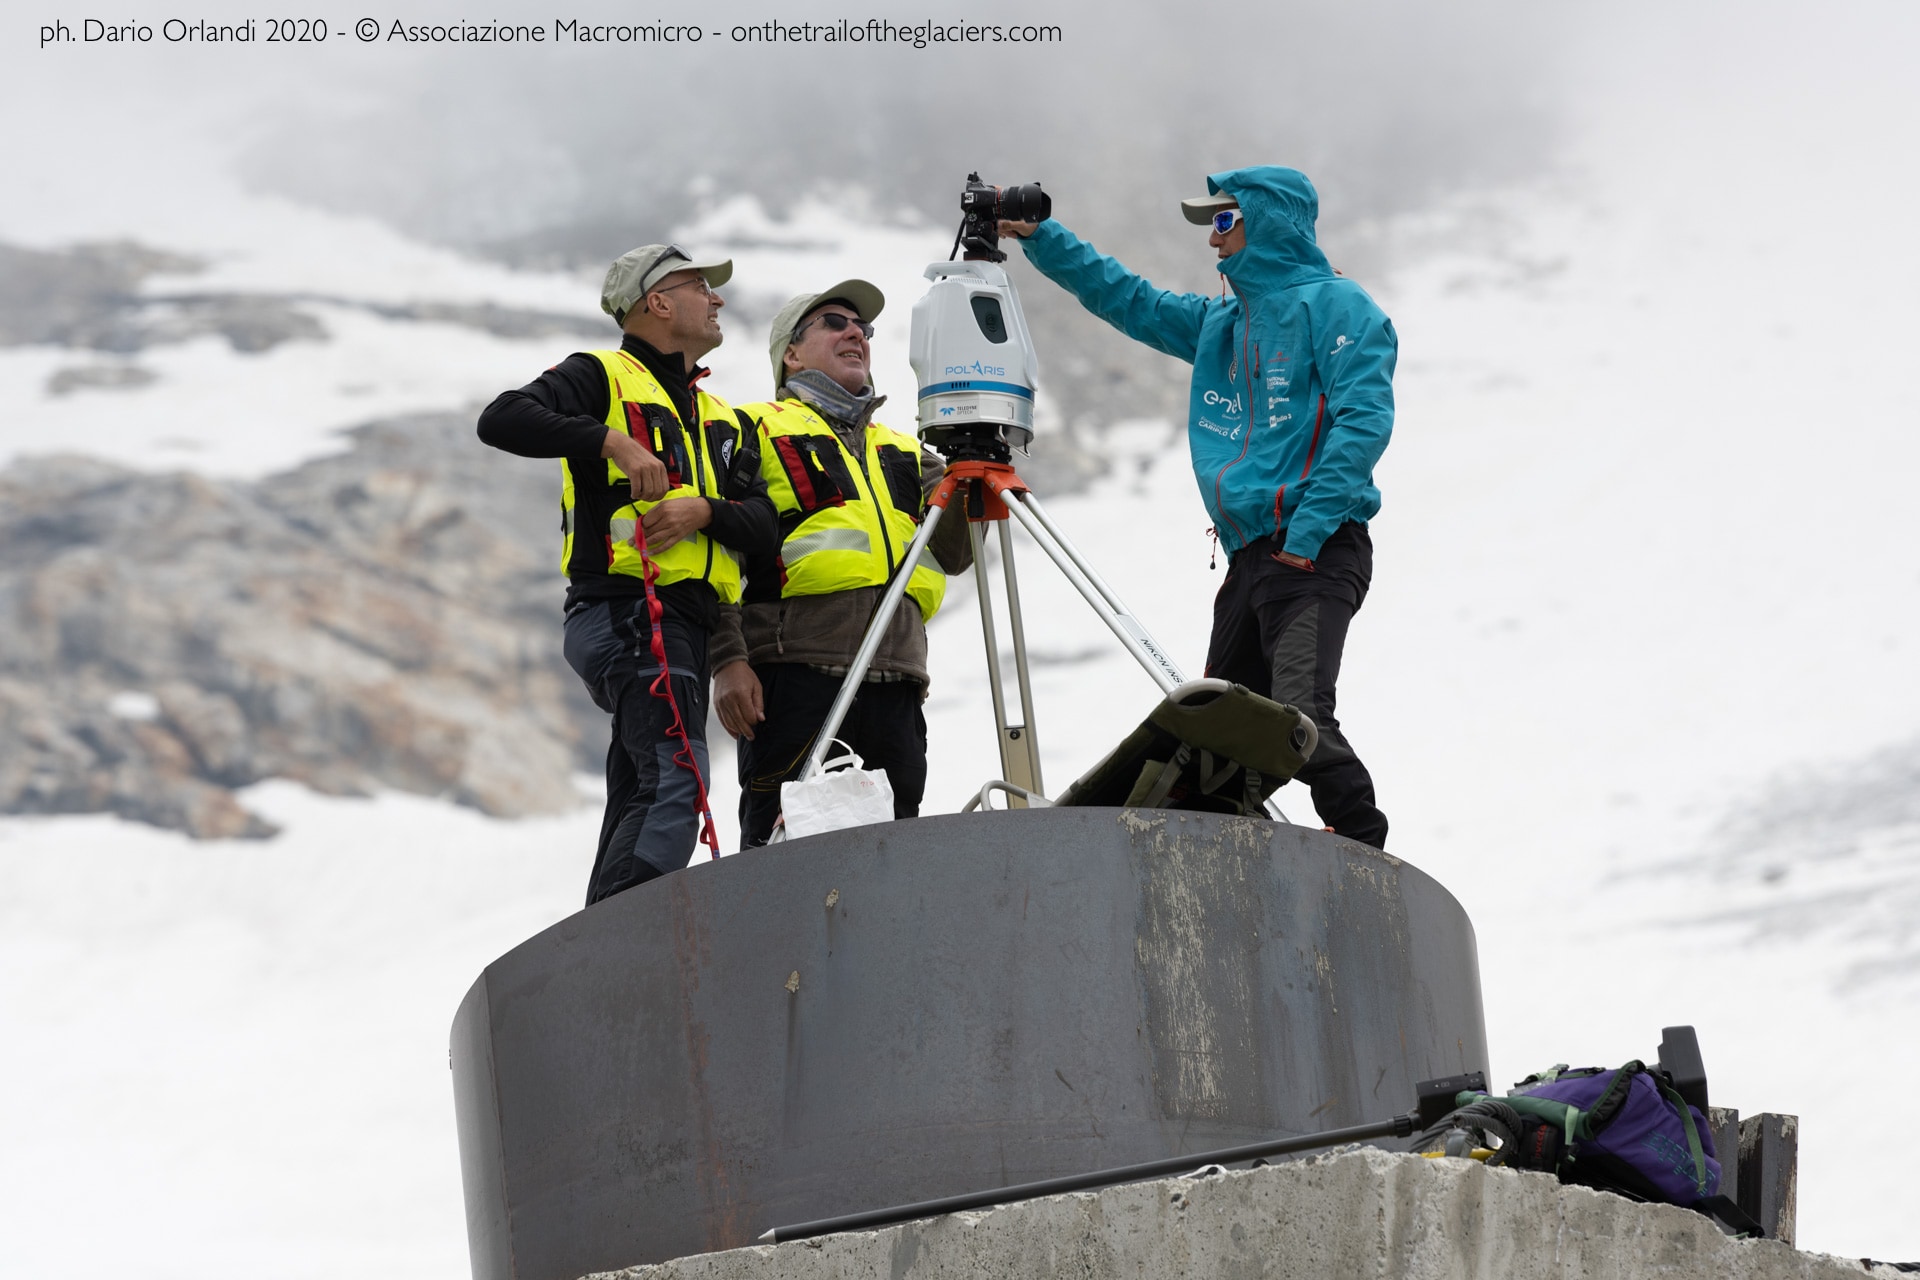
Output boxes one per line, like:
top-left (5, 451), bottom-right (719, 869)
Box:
top-left (1003, 165), bottom-right (1394, 848)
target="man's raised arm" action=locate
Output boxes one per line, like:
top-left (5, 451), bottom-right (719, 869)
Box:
top-left (1002, 218), bottom-right (1210, 364)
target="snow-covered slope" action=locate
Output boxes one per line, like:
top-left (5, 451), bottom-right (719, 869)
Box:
top-left (3, 4), bottom-right (1917, 1275)
top-left (0, 783), bottom-right (588, 1278)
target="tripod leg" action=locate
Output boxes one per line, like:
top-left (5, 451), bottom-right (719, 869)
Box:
top-left (970, 521), bottom-right (1037, 806)
top-left (1001, 492), bottom-right (1187, 693)
top-left (802, 502), bottom-right (949, 781)
top-left (996, 520), bottom-right (1043, 797)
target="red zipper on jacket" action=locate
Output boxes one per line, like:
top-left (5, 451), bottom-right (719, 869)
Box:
top-left (1275, 392), bottom-right (1327, 533)
top-left (1302, 393), bottom-right (1326, 477)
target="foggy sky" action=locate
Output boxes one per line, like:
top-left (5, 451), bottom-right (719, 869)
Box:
top-left (221, 0), bottom-right (1578, 274)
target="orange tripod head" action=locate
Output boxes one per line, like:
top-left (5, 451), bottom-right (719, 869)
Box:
top-left (927, 459), bottom-right (1031, 523)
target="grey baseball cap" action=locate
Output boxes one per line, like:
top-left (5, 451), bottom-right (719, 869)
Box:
top-left (1180, 193), bottom-right (1239, 224)
top-left (767, 279), bottom-right (885, 388)
top-left (601, 243), bottom-right (733, 322)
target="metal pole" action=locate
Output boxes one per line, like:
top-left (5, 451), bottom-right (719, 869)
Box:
top-left (968, 519), bottom-right (1021, 789)
top-left (762, 1110), bottom-right (1418, 1245)
top-left (802, 500), bottom-right (949, 780)
top-left (996, 520), bottom-right (1043, 797)
top-left (1000, 493), bottom-right (1186, 694)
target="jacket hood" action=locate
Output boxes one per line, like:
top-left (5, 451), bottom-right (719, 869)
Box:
top-left (1209, 166), bottom-right (1334, 293)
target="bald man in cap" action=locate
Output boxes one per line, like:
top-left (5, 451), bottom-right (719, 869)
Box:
top-left (712, 281), bottom-right (972, 846)
top-left (479, 244), bottom-right (777, 903)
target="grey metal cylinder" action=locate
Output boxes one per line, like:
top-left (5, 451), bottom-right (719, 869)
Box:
top-left (451, 809), bottom-right (1487, 1280)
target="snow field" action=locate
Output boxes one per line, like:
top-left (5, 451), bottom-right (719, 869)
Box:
top-left (0, 783), bottom-right (588, 1279)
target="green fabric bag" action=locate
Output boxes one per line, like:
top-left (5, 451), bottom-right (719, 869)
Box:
top-left (1055, 679), bottom-right (1317, 815)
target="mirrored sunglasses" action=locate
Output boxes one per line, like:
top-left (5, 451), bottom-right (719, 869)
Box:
top-left (1211, 208), bottom-right (1244, 234)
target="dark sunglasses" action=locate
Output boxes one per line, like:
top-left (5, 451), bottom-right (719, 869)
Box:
top-left (795, 311), bottom-right (874, 340)
top-left (1212, 208), bottom-right (1244, 234)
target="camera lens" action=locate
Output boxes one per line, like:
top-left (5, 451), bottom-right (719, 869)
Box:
top-left (997, 183), bottom-right (1052, 224)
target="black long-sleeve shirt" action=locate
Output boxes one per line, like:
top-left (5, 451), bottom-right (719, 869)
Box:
top-left (477, 333), bottom-right (777, 625)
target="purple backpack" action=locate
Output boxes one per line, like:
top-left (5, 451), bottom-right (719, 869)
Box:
top-left (1501, 1061), bottom-right (1720, 1206)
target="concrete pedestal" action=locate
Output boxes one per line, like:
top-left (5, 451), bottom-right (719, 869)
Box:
top-left (584, 1149), bottom-right (1884, 1280)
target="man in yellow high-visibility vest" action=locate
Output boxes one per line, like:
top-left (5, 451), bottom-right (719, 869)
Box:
top-left (479, 244), bottom-right (777, 903)
top-left (713, 280), bottom-right (971, 846)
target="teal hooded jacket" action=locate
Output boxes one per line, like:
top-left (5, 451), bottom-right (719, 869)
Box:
top-left (1017, 166), bottom-right (1396, 562)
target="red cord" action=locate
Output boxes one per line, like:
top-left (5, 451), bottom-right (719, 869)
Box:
top-left (632, 517), bottom-right (721, 860)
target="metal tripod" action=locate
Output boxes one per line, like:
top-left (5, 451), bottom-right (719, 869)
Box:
top-left (800, 458), bottom-right (1189, 805)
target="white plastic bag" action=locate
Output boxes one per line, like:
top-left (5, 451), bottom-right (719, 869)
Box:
top-left (778, 742), bottom-right (895, 841)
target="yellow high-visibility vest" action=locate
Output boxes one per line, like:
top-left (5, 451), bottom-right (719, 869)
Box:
top-left (561, 350), bottom-right (744, 603)
top-left (740, 399), bottom-right (946, 622)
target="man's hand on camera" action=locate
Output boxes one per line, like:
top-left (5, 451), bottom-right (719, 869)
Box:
top-left (638, 496), bottom-right (710, 553)
top-left (714, 661), bottom-right (764, 740)
top-left (603, 428), bottom-right (669, 502)
top-left (998, 219), bottom-right (1038, 239)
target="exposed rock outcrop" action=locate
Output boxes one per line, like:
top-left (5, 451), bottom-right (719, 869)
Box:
top-left (0, 412), bottom-right (597, 837)
top-left (0, 239), bottom-right (605, 378)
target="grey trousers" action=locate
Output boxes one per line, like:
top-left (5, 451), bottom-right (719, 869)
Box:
top-left (563, 599), bottom-right (711, 905)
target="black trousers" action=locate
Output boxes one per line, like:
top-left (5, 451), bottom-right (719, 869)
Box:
top-left (563, 600), bottom-right (712, 906)
top-left (1204, 522), bottom-right (1388, 849)
top-left (737, 663), bottom-right (928, 848)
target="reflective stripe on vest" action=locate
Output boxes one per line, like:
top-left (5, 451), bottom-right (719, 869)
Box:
top-left (560, 350), bottom-right (744, 604)
top-left (782, 526), bottom-right (875, 560)
top-left (742, 399), bottom-right (946, 622)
